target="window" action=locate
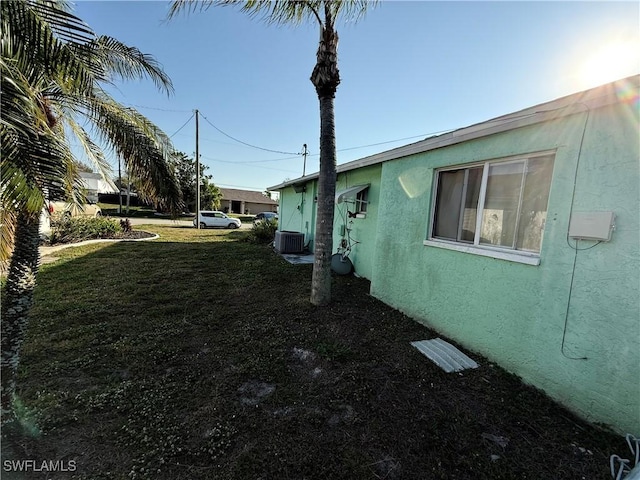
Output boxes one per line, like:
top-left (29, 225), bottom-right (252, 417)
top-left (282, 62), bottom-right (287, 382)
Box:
top-left (355, 188), bottom-right (368, 213)
top-left (429, 153), bottom-right (554, 257)
top-left (336, 184), bottom-right (369, 214)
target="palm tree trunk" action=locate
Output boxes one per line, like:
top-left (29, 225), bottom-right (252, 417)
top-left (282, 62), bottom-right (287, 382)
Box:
top-left (310, 11), bottom-right (340, 306)
top-left (311, 93), bottom-right (337, 306)
top-left (1, 210), bottom-right (41, 423)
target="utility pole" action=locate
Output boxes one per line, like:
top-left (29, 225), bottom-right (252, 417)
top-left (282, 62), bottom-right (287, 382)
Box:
top-left (302, 143), bottom-right (308, 177)
top-left (126, 180), bottom-right (131, 214)
top-left (118, 158), bottom-right (122, 214)
top-left (195, 109), bottom-right (200, 229)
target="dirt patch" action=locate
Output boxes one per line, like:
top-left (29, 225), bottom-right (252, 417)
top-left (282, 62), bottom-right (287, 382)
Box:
top-left (2, 237), bottom-right (629, 480)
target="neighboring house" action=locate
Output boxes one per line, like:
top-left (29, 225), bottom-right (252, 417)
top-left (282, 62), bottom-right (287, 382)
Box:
top-left (219, 188), bottom-right (278, 215)
top-left (78, 172), bottom-right (118, 203)
top-left (40, 173), bottom-right (116, 235)
top-left (268, 75), bottom-right (640, 435)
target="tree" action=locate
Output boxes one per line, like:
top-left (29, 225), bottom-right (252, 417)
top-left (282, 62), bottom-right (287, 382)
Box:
top-left (201, 178), bottom-right (222, 211)
top-left (170, 151), bottom-right (222, 212)
top-left (171, 152), bottom-right (197, 212)
top-left (169, 0), bottom-right (375, 306)
top-left (1, 0), bottom-right (183, 423)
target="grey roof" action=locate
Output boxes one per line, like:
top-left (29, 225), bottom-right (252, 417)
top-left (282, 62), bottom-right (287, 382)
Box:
top-left (268, 75), bottom-right (639, 191)
top-left (220, 188), bottom-right (278, 205)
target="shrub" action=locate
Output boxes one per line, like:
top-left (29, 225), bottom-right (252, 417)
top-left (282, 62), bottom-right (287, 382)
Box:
top-left (120, 218), bottom-right (132, 233)
top-left (247, 219), bottom-right (278, 244)
top-left (49, 216), bottom-right (122, 244)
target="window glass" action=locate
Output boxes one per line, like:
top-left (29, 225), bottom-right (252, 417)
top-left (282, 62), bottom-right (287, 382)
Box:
top-left (480, 161), bottom-right (525, 248)
top-left (433, 169), bottom-right (464, 240)
top-left (460, 167), bottom-right (482, 242)
top-left (516, 155), bottom-right (554, 252)
top-left (356, 189), bottom-right (368, 213)
top-left (430, 153), bottom-right (554, 256)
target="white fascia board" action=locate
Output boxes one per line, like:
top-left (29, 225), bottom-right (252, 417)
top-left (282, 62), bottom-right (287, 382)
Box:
top-left (267, 75), bottom-right (638, 192)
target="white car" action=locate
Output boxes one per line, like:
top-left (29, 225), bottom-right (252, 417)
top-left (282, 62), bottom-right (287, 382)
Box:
top-left (47, 201), bottom-right (102, 219)
top-left (194, 211), bottom-right (241, 229)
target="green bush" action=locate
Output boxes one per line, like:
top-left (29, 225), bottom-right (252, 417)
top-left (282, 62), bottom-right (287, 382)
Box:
top-left (49, 216), bottom-right (122, 244)
top-left (247, 219), bottom-right (278, 244)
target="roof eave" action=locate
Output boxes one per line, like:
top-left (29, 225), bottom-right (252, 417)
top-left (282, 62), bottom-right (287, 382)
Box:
top-left (267, 75), bottom-right (639, 191)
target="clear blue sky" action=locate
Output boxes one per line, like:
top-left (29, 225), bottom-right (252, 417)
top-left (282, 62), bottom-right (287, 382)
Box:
top-left (73, 1), bottom-right (639, 192)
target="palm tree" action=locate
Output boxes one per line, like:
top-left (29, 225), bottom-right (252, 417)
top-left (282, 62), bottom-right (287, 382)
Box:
top-left (1, 0), bottom-right (183, 422)
top-left (169, 0), bottom-right (375, 306)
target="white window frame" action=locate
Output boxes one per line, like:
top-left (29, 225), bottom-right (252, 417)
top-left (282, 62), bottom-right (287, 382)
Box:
top-left (355, 188), bottom-right (368, 214)
top-left (424, 151), bottom-right (555, 266)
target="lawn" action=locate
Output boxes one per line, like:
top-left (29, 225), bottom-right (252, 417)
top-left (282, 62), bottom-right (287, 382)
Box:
top-left (2, 226), bottom-right (625, 479)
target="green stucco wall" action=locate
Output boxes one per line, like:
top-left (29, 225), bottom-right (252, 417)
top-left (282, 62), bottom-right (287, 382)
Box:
top-left (278, 182), bottom-right (317, 251)
top-left (370, 103), bottom-right (640, 434)
top-left (277, 165), bottom-right (382, 280)
top-left (332, 165), bottom-right (382, 280)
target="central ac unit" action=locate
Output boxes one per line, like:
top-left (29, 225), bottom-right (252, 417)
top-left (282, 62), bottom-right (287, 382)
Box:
top-left (274, 231), bottom-right (305, 254)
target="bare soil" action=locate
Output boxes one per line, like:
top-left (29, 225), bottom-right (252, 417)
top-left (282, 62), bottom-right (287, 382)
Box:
top-left (2, 231), bottom-right (627, 480)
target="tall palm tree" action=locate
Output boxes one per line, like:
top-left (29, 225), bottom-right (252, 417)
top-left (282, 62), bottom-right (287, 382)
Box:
top-left (169, 0), bottom-right (375, 306)
top-left (1, 0), bottom-right (183, 422)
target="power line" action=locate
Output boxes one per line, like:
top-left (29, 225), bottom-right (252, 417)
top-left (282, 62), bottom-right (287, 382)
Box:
top-left (171, 132), bottom-right (244, 148)
top-left (173, 131), bottom-right (301, 163)
top-left (177, 110), bottom-right (455, 159)
top-left (127, 103), bottom-right (193, 113)
top-left (216, 182), bottom-right (278, 191)
top-left (199, 112), bottom-right (301, 156)
top-left (336, 131), bottom-right (452, 153)
top-left (210, 154), bottom-right (301, 164)
top-left (200, 155), bottom-right (299, 174)
top-left (169, 113), bottom-right (195, 138)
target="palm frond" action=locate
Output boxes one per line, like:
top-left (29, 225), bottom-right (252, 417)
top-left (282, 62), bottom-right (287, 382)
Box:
top-left (2, 0), bottom-right (97, 94)
top-left (63, 116), bottom-right (117, 192)
top-left (65, 35), bottom-right (174, 96)
top-left (0, 208), bottom-right (18, 265)
top-left (84, 95), bottom-right (184, 215)
top-left (168, 0), bottom-right (377, 26)
top-left (169, 0), bottom-right (314, 25)
top-left (28, 0), bottom-right (95, 43)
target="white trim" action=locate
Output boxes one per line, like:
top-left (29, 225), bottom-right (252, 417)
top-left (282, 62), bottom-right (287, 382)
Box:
top-left (423, 239), bottom-right (541, 266)
top-left (474, 161), bottom-right (489, 243)
top-left (268, 76), bottom-right (638, 191)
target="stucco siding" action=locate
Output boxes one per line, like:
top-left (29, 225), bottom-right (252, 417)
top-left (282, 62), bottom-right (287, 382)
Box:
top-left (332, 165), bottom-right (382, 280)
top-left (278, 182), bottom-right (317, 251)
top-left (278, 166), bottom-right (382, 279)
top-left (370, 104), bottom-right (640, 434)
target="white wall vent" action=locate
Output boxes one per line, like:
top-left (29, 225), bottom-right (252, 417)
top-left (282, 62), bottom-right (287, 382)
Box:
top-left (274, 231), bottom-right (305, 254)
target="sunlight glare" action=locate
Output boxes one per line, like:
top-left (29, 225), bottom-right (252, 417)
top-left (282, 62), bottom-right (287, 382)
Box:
top-left (579, 41), bottom-right (640, 88)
